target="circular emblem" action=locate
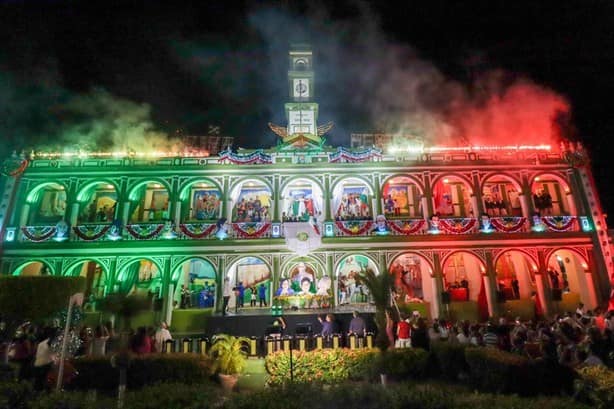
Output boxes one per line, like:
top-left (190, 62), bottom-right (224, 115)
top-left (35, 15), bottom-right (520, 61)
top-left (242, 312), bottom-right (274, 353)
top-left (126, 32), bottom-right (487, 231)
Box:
top-left (296, 231), bottom-right (309, 242)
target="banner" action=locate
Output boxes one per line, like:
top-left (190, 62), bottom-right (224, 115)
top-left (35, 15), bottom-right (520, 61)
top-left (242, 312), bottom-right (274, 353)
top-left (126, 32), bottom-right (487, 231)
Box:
top-left (328, 147), bottom-right (382, 163)
top-left (178, 223), bottom-right (216, 239)
top-left (490, 217), bottom-right (527, 233)
top-left (438, 218), bottom-right (477, 234)
top-left (232, 222), bottom-right (271, 238)
top-left (541, 216), bottom-right (576, 232)
top-left (125, 223), bottom-right (165, 240)
top-left (388, 219), bottom-right (426, 235)
top-left (21, 226), bottom-right (57, 242)
top-left (218, 149), bottom-right (272, 165)
top-left (73, 224), bottom-right (111, 241)
top-left (335, 220), bottom-right (373, 235)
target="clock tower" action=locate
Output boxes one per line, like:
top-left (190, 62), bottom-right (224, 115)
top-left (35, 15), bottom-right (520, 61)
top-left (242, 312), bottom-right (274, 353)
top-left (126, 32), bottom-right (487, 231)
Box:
top-left (269, 44), bottom-right (333, 149)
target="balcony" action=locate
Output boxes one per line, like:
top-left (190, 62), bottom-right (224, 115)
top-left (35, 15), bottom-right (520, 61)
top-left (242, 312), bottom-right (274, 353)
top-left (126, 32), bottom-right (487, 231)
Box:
top-left (12, 215), bottom-right (587, 243)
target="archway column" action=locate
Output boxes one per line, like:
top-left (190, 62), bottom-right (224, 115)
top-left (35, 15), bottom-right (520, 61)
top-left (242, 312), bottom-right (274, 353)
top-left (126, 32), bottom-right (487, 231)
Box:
top-left (18, 203), bottom-right (30, 241)
top-left (215, 257), bottom-right (226, 314)
top-left (373, 173), bottom-right (382, 219)
top-left (484, 251), bottom-right (499, 318)
top-left (431, 253), bottom-right (444, 320)
top-left (159, 258), bottom-right (173, 325)
top-left (536, 249), bottom-right (551, 316)
top-left (471, 171), bottom-right (484, 216)
top-left (422, 171), bottom-right (434, 218)
top-left (584, 251), bottom-right (599, 309)
top-left (273, 175), bottom-right (281, 222)
top-left (324, 174), bottom-right (332, 221)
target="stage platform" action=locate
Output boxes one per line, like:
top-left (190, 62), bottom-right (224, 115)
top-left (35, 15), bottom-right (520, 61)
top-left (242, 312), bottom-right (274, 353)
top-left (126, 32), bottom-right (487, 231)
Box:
top-left (203, 307), bottom-right (376, 338)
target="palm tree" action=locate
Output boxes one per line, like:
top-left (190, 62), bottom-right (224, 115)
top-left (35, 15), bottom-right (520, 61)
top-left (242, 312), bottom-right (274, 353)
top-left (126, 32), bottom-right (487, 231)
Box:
top-left (209, 334), bottom-right (250, 376)
top-left (359, 268), bottom-right (394, 351)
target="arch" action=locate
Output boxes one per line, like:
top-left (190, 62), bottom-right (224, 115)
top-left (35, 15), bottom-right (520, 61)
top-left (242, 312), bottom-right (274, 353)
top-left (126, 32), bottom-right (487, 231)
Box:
top-left (431, 174), bottom-right (474, 217)
top-left (25, 181), bottom-right (68, 204)
top-left (115, 258), bottom-right (163, 295)
top-left (172, 257), bottom-right (218, 309)
top-left (530, 172), bottom-right (572, 216)
top-left (335, 253), bottom-right (379, 306)
top-left (279, 175), bottom-right (324, 195)
top-left (330, 175), bottom-right (375, 196)
top-left (381, 175), bottom-right (425, 219)
top-left (178, 177), bottom-right (223, 202)
top-left (229, 178), bottom-right (273, 223)
top-left (279, 177), bottom-right (325, 222)
top-left (546, 248), bottom-right (592, 308)
top-left (225, 256), bottom-right (273, 310)
top-left (494, 250), bottom-right (537, 300)
top-left (12, 260), bottom-right (54, 276)
top-left (381, 174), bottom-right (425, 195)
top-left (76, 180), bottom-right (120, 203)
top-left (76, 181), bottom-right (119, 223)
top-left (331, 177), bottom-right (376, 220)
top-left (180, 179), bottom-right (223, 222)
top-left (127, 180), bottom-right (172, 223)
top-left (481, 173), bottom-right (523, 217)
top-left (127, 178), bottom-right (172, 202)
top-left (441, 251), bottom-right (485, 302)
top-left (64, 259), bottom-right (109, 298)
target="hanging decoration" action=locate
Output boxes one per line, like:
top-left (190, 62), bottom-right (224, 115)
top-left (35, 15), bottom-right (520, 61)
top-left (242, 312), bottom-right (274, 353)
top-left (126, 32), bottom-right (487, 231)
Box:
top-left (21, 225), bottom-right (57, 242)
top-left (335, 220), bottom-right (373, 236)
top-left (232, 222), bottom-right (271, 238)
top-left (178, 223), bottom-right (216, 239)
top-left (388, 219), bottom-right (426, 235)
top-left (217, 149), bottom-right (272, 165)
top-left (328, 147), bottom-right (382, 163)
top-left (49, 330), bottom-right (82, 358)
top-left (541, 216), bottom-right (576, 232)
top-left (1, 157), bottom-right (28, 177)
top-left (438, 218), bottom-right (478, 234)
top-left (55, 306), bottom-right (84, 328)
top-left (73, 224), bottom-right (111, 241)
top-left (490, 217), bottom-right (527, 233)
top-left (125, 223), bottom-right (165, 240)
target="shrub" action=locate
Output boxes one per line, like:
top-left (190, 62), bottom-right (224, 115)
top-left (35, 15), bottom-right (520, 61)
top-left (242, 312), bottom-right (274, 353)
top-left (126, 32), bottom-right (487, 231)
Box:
top-left (69, 353), bottom-right (213, 391)
top-left (464, 347), bottom-right (576, 396)
top-left (574, 366), bottom-right (614, 408)
top-left (123, 382), bottom-right (222, 409)
top-left (0, 380), bottom-right (32, 409)
top-left (374, 348), bottom-right (431, 381)
top-left (430, 342), bottom-right (469, 380)
top-left (265, 348), bottom-right (377, 386)
top-left (27, 390), bottom-right (113, 409)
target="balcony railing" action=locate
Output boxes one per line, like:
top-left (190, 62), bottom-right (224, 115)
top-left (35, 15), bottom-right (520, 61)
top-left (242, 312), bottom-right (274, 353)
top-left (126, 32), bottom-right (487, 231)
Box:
top-left (14, 215), bottom-right (584, 243)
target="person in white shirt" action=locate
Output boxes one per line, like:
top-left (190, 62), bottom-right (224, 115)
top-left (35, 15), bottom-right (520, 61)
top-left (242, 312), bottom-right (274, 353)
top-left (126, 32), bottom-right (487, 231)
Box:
top-left (154, 322), bottom-right (173, 353)
top-left (222, 278), bottom-right (232, 315)
top-left (33, 328), bottom-right (56, 390)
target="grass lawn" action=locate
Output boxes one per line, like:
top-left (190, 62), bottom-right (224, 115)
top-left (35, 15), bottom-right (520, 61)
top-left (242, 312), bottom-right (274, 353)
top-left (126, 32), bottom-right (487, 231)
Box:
top-left (236, 358), bottom-right (267, 392)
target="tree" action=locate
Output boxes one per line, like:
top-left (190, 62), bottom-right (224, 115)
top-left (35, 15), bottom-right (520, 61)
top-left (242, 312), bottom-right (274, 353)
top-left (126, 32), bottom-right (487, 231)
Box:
top-left (359, 268), bottom-right (393, 351)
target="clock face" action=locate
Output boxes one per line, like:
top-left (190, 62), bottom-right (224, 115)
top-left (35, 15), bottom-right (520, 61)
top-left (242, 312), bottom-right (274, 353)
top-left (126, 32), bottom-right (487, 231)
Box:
top-left (293, 79), bottom-right (310, 98)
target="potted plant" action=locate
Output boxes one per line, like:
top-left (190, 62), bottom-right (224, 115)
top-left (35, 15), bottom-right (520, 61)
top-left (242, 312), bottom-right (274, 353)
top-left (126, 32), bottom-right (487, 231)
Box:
top-left (209, 334), bottom-right (249, 392)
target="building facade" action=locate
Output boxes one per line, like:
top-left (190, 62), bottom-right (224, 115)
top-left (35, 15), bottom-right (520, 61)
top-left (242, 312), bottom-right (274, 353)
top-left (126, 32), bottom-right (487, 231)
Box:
top-left (1, 46), bottom-right (612, 323)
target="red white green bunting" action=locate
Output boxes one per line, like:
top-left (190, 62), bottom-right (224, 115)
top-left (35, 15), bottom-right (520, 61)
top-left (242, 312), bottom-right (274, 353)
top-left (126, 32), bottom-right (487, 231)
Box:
top-left (73, 224), bottom-right (112, 241)
top-left (218, 149), bottom-right (272, 165)
top-left (335, 220), bottom-right (373, 235)
top-left (438, 218), bottom-right (478, 234)
top-left (541, 216), bottom-right (576, 232)
top-left (178, 223), bottom-right (216, 239)
top-left (232, 222), bottom-right (271, 238)
top-left (490, 217), bottom-right (527, 233)
top-left (21, 226), bottom-right (57, 242)
top-left (125, 223), bottom-right (165, 240)
top-left (388, 219), bottom-right (426, 235)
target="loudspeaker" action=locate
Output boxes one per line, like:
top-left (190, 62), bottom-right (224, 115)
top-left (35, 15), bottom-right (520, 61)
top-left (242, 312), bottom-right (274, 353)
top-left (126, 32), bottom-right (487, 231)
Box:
top-left (552, 288), bottom-right (562, 301)
top-left (441, 291), bottom-right (451, 304)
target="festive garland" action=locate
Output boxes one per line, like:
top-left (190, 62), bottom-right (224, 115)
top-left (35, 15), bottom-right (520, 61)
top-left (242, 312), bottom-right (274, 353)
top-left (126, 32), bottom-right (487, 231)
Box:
top-left (541, 216), bottom-right (576, 232)
top-left (328, 147), bottom-right (382, 163)
top-left (1, 158), bottom-right (28, 177)
top-left (335, 220), bottom-right (373, 235)
top-left (388, 219), bottom-right (426, 235)
top-left (125, 223), bottom-right (165, 240)
top-left (490, 217), bottom-right (527, 233)
top-left (232, 222), bottom-right (271, 238)
top-left (438, 218), bottom-right (478, 234)
top-left (72, 224), bottom-right (111, 241)
top-left (21, 226), bottom-right (57, 242)
top-left (178, 223), bottom-right (217, 239)
top-left (217, 149), bottom-right (272, 165)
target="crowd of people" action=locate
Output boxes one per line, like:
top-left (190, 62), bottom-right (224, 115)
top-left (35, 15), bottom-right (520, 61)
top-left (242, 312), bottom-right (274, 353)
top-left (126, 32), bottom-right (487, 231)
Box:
top-left (382, 305), bottom-right (614, 368)
top-left (6, 321), bottom-right (173, 390)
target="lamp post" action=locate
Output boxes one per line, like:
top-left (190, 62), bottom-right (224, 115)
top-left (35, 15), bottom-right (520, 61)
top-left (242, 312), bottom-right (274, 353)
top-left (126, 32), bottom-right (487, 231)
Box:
top-left (56, 292), bottom-right (84, 391)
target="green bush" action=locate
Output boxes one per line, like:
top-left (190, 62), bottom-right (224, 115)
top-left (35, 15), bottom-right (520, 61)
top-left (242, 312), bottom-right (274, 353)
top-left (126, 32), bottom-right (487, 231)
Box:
top-left (574, 366), bottom-right (614, 408)
top-left (374, 348), bottom-right (431, 381)
top-left (0, 380), bottom-right (32, 409)
top-left (69, 353), bottom-right (213, 391)
top-left (430, 342), bottom-right (469, 380)
top-left (123, 382), bottom-right (222, 409)
top-left (464, 347), bottom-right (576, 396)
top-left (265, 348), bottom-right (377, 386)
top-left (27, 390), bottom-right (112, 409)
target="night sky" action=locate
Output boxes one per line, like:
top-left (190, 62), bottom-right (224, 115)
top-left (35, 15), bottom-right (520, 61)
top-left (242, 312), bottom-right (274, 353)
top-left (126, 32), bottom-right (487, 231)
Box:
top-left (1, 0), bottom-right (613, 216)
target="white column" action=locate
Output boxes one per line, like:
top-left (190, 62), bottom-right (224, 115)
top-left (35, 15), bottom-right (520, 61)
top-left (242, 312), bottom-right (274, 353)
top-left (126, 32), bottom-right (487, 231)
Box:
top-left (470, 195), bottom-right (479, 217)
top-left (372, 198), bottom-right (378, 220)
top-left (430, 276), bottom-right (440, 319)
top-left (174, 201), bottom-right (181, 226)
top-left (421, 197), bottom-right (429, 219)
top-left (483, 275), bottom-right (495, 317)
top-left (70, 203), bottom-right (79, 226)
top-left (19, 203), bottom-right (30, 226)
